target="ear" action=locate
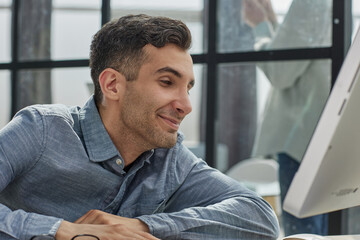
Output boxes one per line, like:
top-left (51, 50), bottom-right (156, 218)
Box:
top-left (98, 68), bottom-right (126, 101)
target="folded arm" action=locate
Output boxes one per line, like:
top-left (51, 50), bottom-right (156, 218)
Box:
top-left (138, 160), bottom-right (280, 239)
top-left (77, 159), bottom-right (280, 239)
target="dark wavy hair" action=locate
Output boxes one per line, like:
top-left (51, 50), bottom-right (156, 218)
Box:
top-left (89, 14), bottom-right (192, 103)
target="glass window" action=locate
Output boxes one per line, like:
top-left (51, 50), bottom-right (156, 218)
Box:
top-left (217, 59), bottom-right (331, 171)
top-left (52, 68), bottom-right (92, 106)
top-left (180, 64), bottom-right (203, 145)
top-left (17, 0), bottom-right (52, 61)
top-left (0, 0), bottom-right (11, 63)
top-left (110, 0), bottom-right (204, 54)
top-left (0, 71), bottom-right (10, 128)
top-left (14, 69), bottom-right (52, 112)
top-left (52, 0), bottom-right (101, 60)
top-left (217, 0), bottom-right (333, 53)
top-left (215, 62), bottom-right (258, 171)
top-left (17, 0), bottom-right (101, 61)
top-left (218, 59), bottom-right (331, 237)
top-left (353, 0), bottom-right (360, 41)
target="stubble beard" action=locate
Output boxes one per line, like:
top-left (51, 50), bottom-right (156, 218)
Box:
top-left (121, 103), bottom-right (178, 151)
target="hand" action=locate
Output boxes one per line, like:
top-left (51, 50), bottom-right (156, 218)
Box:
top-left (242, 0), bottom-right (277, 28)
top-left (242, 0), bottom-right (267, 27)
top-left (74, 209), bottom-right (149, 233)
top-left (55, 220), bottom-right (160, 240)
top-left (258, 0), bottom-right (278, 26)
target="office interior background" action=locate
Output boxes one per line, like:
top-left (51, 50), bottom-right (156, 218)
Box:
top-left (0, 0), bottom-right (359, 236)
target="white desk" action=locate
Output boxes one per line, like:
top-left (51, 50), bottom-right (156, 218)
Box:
top-left (326, 236), bottom-right (360, 240)
top-left (283, 234), bottom-right (360, 240)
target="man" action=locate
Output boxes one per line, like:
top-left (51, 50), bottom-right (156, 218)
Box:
top-left (0, 14), bottom-right (279, 239)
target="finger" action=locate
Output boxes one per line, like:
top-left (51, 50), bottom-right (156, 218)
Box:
top-left (74, 211), bottom-right (91, 224)
top-left (74, 210), bottom-right (99, 224)
top-left (137, 231), bottom-right (161, 240)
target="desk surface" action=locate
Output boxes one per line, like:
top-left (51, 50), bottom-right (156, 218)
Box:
top-left (327, 236), bottom-right (360, 240)
top-left (282, 234), bottom-right (360, 240)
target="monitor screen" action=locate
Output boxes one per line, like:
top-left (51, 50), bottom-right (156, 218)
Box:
top-left (283, 27), bottom-right (360, 218)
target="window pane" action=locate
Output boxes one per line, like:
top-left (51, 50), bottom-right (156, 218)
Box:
top-left (181, 64), bottom-right (207, 168)
top-left (53, 0), bottom-right (100, 8)
top-left (17, 0), bottom-right (52, 61)
top-left (14, 68), bottom-right (91, 112)
top-left (52, 68), bottom-right (92, 106)
top-left (353, 0), bottom-right (360, 41)
top-left (14, 69), bottom-right (52, 112)
top-left (215, 62), bottom-right (257, 171)
top-left (218, 59), bottom-right (330, 236)
top-left (52, 1), bottom-right (101, 60)
top-left (17, 1), bottom-right (101, 61)
top-left (110, 0), bottom-right (204, 54)
top-left (0, 2), bottom-right (11, 62)
top-left (0, 71), bottom-right (10, 128)
top-left (217, 59), bottom-right (331, 171)
top-left (180, 64), bottom-right (203, 145)
top-left (217, 0), bottom-right (332, 53)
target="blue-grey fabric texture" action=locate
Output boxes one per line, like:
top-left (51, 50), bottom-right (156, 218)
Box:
top-left (0, 96), bottom-right (279, 239)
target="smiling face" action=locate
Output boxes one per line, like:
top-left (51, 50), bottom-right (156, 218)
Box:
top-left (119, 43), bottom-right (195, 149)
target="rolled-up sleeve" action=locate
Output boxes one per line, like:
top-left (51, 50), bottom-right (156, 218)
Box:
top-left (138, 159), bottom-right (280, 239)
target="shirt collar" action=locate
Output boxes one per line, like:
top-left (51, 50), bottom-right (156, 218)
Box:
top-left (79, 96), bottom-right (120, 162)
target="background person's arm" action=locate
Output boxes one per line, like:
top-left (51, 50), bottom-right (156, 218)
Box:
top-left (244, 0), bottom-right (331, 90)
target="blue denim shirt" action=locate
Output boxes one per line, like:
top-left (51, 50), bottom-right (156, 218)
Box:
top-left (0, 96), bottom-right (279, 239)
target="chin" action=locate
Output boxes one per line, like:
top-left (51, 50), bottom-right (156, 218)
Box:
top-left (156, 133), bottom-right (178, 149)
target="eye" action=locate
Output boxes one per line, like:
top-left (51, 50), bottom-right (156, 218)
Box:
top-left (160, 79), bottom-right (173, 86)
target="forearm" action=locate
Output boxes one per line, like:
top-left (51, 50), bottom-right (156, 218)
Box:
top-left (138, 158), bottom-right (280, 239)
top-left (137, 196), bottom-right (280, 239)
top-left (251, 22), bottom-right (309, 89)
top-left (0, 205), bottom-right (62, 239)
top-left (57, 215), bottom-right (159, 240)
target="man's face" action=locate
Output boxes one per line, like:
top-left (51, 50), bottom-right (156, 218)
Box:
top-left (120, 44), bottom-right (195, 149)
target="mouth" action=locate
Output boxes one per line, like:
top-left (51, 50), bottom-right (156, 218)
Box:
top-left (158, 115), bottom-right (181, 131)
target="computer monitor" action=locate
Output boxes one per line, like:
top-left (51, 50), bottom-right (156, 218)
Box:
top-left (283, 26), bottom-right (360, 218)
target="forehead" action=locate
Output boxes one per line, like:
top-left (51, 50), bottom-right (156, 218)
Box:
top-left (142, 44), bottom-right (194, 80)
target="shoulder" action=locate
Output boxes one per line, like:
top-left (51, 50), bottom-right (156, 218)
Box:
top-left (14, 104), bottom-right (80, 127)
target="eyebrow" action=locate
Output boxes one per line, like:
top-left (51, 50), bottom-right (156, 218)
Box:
top-left (156, 66), bottom-right (195, 88)
top-left (156, 67), bottom-right (182, 78)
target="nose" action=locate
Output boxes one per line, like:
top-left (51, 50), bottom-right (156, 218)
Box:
top-left (173, 90), bottom-right (192, 116)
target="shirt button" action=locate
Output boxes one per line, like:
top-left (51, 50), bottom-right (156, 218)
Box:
top-left (116, 159), bottom-right (123, 166)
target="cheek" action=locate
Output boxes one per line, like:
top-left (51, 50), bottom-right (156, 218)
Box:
top-left (123, 91), bottom-right (156, 120)
top-left (125, 86), bottom-right (171, 116)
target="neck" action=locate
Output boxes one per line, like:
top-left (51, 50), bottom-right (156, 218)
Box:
top-left (98, 103), bottom-right (152, 166)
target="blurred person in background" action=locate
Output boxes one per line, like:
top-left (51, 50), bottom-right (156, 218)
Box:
top-left (243, 0), bottom-right (331, 236)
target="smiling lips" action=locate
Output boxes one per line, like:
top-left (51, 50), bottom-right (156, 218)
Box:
top-left (159, 115), bottom-right (181, 131)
